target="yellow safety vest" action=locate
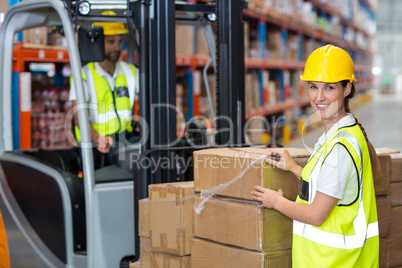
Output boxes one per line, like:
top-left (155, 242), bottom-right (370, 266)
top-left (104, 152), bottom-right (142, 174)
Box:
top-left (293, 124), bottom-right (379, 268)
top-left (73, 62), bottom-right (136, 141)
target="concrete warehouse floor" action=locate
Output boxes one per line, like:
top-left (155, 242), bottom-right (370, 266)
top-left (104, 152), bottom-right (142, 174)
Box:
top-left (288, 91), bottom-right (402, 153)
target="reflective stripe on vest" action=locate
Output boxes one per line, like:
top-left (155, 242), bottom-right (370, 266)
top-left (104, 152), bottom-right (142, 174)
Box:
top-left (294, 210), bottom-right (378, 249)
top-left (119, 61), bottom-right (135, 107)
top-left (294, 124), bottom-right (379, 250)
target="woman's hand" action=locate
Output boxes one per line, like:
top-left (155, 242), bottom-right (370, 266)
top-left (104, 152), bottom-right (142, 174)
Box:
top-left (252, 186), bottom-right (283, 209)
top-left (265, 148), bottom-right (296, 171)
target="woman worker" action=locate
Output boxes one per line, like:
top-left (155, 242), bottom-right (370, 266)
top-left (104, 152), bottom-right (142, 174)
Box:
top-left (252, 44), bottom-right (379, 267)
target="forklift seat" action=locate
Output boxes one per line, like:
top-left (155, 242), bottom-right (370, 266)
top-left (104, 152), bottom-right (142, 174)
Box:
top-left (35, 148), bottom-right (67, 172)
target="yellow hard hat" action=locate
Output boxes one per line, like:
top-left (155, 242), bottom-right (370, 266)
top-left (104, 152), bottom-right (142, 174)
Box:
top-left (94, 11), bottom-right (129, 35)
top-left (300, 44), bottom-right (357, 83)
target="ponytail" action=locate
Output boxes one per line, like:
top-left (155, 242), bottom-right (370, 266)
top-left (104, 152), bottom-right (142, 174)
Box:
top-left (341, 80), bottom-right (381, 179)
top-left (353, 115), bottom-right (382, 180)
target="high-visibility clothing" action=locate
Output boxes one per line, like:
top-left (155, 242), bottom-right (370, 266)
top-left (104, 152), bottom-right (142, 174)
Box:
top-left (74, 61), bottom-right (136, 141)
top-left (293, 123), bottom-right (379, 268)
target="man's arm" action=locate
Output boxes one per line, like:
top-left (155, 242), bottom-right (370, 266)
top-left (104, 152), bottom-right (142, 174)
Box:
top-left (72, 100), bottom-right (113, 153)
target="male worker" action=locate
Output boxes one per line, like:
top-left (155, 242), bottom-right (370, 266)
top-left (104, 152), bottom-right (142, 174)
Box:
top-left (70, 11), bottom-right (138, 167)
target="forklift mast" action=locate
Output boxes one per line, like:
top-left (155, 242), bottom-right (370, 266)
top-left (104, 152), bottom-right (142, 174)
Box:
top-left (132, 0), bottom-right (246, 262)
top-left (134, 0), bottom-right (246, 194)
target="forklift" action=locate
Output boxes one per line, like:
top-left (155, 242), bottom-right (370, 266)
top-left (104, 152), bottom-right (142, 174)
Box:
top-left (0, 0), bottom-right (246, 267)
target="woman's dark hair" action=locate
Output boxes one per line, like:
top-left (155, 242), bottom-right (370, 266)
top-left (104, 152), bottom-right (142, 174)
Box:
top-left (340, 80), bottom-right (381, 180)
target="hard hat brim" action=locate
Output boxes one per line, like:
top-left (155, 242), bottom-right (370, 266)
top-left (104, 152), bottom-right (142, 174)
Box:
top-left (103, 29), bottom-right (129, 35)
top-left (300, 73), bottom-right (357, 83)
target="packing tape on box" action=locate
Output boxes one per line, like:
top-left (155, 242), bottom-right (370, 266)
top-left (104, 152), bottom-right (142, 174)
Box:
top-left (177, 228), bottom-right (186, 254)
top-left (150, 186), bottom-right (188, 205)
top-left (176, 188), bottom-right (185, 206)
top-left (194, 155), bottom-right (267, 215)
top-left (160, 233), bottom-right (167, 250)
top-left (154, 187), bottom-right (167, 199)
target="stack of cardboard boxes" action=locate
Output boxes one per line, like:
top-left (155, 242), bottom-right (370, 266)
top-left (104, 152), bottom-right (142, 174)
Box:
top-left (191, 147), bottom-right (310, 267)
top-left (137, 182), bottom-right (195, 268)
top-left (373, 148), bottom-right (401, 268)
top-left (386, 151), bottom-right (402, 268)
top-left (133, 147), bottom-right (398, 267)
top-left (135, 147), bottom-right (310, 267)
top-left (389, 153), bottom-right (402, 267)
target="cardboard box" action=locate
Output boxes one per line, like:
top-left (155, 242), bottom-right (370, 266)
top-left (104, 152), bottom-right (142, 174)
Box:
top-left (176, 25), bottom-right (194, 57)
top-left (247, 0), bottom-right (268, 13)
top-left (303, 38), bottom-right (315, 61)
top-left (193, 147), bottom-right (310, 201)
top-left (23, 27), bottom-right (49, 45)
top-left (148, 181), bottom-right (194, 256)
top-left (140, 236), bottom-right (152, 268)
top-left (139, 198), bottom-right (150, 237)
top-left (390, 153), bottom-right (402, 182)
top-left (244, 22), bottom-right (249, 59)
top-left (221, 147), bottom-right (310, 166)
top-left (48, 31), bottom-right (67, 47)
top-left (266, 30), bottom-right (283, 60)
top-left (376, 154), bottom-right (391, 196)
top-left (374, 148), bottom-right (400, 196)
top-left (245, 72), bottom-right (260, 114)
top-left (287, 34), bottom-right (299, 61)
top-left (129, 262), bottom-right (141, 268)
top-left (141, 237), bottom-right (191, 268)
top-left (194, 195), bottom-right (292, 251)
top-left (195, 27), bottom-right (210, 57)
top-left (390, 206), bottom-right (402, 267)
top-left (191, 238), bottom-right (292, 268)
top-left (380, 238), bottom-right (389, 268)
top-left (0, 1), bottom-right (8, 13)
top-left (376, 197), bottom-right (391, 238)
top-left (390, 182), bottom-right (402, 207)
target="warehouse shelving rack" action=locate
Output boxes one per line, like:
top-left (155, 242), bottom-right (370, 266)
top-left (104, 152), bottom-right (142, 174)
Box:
top-left (12, 42), bottom-right (70, 150)
top-left (175, 0), bottom-right (376, 147)
top-left (246, 1), bottom-right (376, 143)
top-left (11, 0), bottom-right (377, 151)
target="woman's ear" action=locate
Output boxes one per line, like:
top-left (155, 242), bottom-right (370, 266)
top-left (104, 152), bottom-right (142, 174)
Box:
top-left (344, 83), bottom-right (351, 97)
